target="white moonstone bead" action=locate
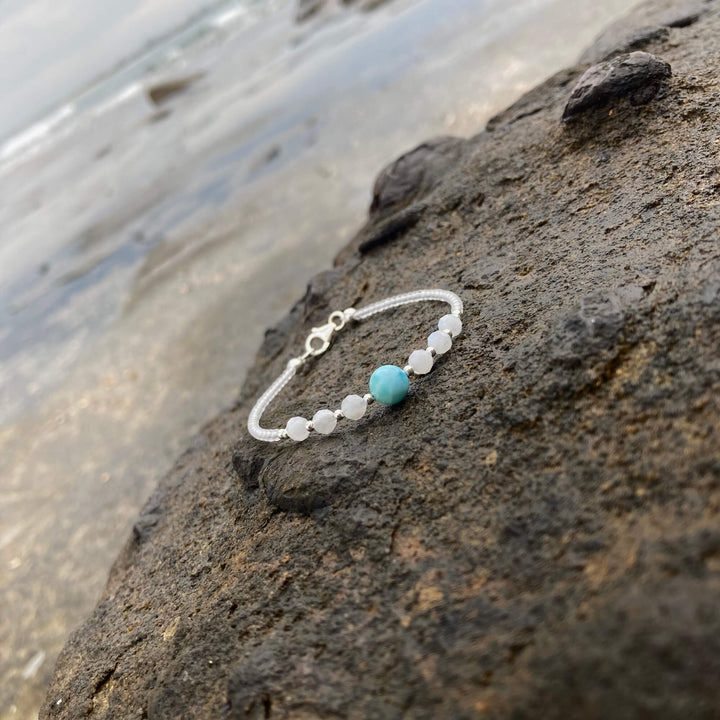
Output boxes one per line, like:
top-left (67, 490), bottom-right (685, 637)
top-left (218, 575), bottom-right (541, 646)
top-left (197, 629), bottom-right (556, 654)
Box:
top-left (341, 394), bottom-right (367, 420)
top-left (286, 416), bottom-right (310, 442)
top-left (428, 330), bottom-right (452, 354)
top-left (312, 409), bottom-right (337, 435)
top-left (439, 314), bottom-right (462, 338)
top-left (409, 349), bottom-right (433, 375)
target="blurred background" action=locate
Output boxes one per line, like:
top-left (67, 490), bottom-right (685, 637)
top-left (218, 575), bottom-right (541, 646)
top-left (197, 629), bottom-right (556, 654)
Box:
top-left (0, 0), bottom-right (638, 716)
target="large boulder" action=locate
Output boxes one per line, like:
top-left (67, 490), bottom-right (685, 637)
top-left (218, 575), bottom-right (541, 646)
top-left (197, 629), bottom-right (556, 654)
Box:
top-left (42, 0), bottom-right (720, 717)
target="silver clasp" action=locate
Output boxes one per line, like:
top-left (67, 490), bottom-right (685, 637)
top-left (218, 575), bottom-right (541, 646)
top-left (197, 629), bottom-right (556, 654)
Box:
top-left (303, 310), bottom-right (351, 358)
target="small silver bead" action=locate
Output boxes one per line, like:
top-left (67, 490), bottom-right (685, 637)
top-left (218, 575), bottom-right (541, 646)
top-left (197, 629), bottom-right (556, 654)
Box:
top-left (334, 409), bottom-right (344, 419)
top-left (363, 393), bottom-right (374, 404)
top-left (426, 347), bottom-right (437, 358)
top-left (306, 421), bottom-right (314, 431)
top-left (279, 430), bottom-right (288, 439)
top-left (403, 365), bottom-right (414, 376)
top-left (287, 358), bottom-right (303, 370)
top-left (442, 328), bottom-right (453, 337)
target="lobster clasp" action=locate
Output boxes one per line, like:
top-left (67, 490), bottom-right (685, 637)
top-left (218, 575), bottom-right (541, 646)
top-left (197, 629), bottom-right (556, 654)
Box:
top-left (304, 311), bottom-right (349, 357)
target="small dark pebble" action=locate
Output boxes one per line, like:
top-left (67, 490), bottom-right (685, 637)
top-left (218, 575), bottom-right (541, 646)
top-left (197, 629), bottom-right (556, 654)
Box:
top-left (563, 51), bottom-right (672, 122)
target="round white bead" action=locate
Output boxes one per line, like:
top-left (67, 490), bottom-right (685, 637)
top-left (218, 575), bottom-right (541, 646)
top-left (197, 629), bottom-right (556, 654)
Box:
top-left (286, 416), bottom-right (310, 442)
top-left (409, 349), bottom-right (433, 375)
top-left (312, 409), bottom-right (337, 435)
top-left (341, 394), bottom-right (367, 420)
top-left (428, 330), bottom-right (452, 354)
top-left (439, 314), bottom-right (462, 338)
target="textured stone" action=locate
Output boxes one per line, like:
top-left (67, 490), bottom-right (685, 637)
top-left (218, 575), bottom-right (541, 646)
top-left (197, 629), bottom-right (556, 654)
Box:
top-left (369, 136), bottom-right (467, 220)
top-left (42, 1), bottom-right (720, 718)
top-left (563, 51), bottom-right (671, 121)
top-left (580, 0), bottom-right (706, 64)
top-left (334, 133), bottom-right (469, 263)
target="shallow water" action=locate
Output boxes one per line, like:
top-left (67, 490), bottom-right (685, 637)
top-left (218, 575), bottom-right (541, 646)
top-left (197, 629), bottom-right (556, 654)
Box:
top-left (0, 0), bottom-right (638, 716)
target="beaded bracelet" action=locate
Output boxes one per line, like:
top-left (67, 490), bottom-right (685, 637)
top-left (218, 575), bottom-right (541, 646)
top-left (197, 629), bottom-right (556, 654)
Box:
top-left (247, 289), bottom-right (464, 442)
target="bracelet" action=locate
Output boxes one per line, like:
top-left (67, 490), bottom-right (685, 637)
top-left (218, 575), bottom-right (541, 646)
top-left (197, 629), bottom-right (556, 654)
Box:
top-left (247, 289), bottom-right (464, 442)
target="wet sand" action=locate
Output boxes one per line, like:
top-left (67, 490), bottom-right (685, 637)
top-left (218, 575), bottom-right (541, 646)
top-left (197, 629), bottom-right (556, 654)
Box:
top-left (0, 0), bottom-right (638, 716)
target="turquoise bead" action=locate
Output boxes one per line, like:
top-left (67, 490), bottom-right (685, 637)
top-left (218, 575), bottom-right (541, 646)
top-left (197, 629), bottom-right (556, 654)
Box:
top-left (369, 365), bottom-right (409, 405)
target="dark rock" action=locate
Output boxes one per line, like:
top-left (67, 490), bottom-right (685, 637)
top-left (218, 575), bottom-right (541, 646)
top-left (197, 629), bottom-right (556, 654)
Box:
top-left (549, 290), bottom-right (628, 367)
top-left (146, 74), bottom-right (203, 105)
top-left (296, 0), bottom-right (327, 22)
top-left (334, 136), bottom-right (466, 263)
top-left (579, 0), bottom-right (706, 64)
top-left (263, 450), bottom-right (379, 513)
top-left (296, 0), bottom-right (393, 22)
top-left (492, 575), bottom-right (720, 719)
top-left (563, 51), bottom-right (671, 121)
top-left (231, 450), bottom-right (266, 492)
top-left (487, 68), bottom-right (576, 131)
top-left (131, 505), bottom-right (161, 544)
top-left (663, 9), bottom-right (702, 29)
top-left (42, 1), bottom-right (720, 718)
top-left (369, 136), bottom-right (466, 219)
top-left (357, 203), bottom-right (426, 254)
top-left (580, 25), bottom-right (670, 65)
top-left (646, 0), bottom-right (705, 29)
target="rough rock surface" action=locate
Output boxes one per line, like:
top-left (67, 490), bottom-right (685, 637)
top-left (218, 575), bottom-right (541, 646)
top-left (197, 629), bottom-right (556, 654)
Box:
top-left (578, 0), bottom-right (706, 63)
top-left (42, 0), bottom-right (720, 718)
top-left (369, 136), bottom-right (467, 220)
top-left (562, 52), bottom-right (672, 121)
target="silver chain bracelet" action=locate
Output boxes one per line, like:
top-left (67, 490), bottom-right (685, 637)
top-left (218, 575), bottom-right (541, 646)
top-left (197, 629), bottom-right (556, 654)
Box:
top-left (247, 289), bottom-right (464, 442)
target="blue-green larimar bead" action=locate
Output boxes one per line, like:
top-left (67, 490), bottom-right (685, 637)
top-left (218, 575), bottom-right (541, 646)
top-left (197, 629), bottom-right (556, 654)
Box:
top-left (369, 365), bottom-right (409, 405)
